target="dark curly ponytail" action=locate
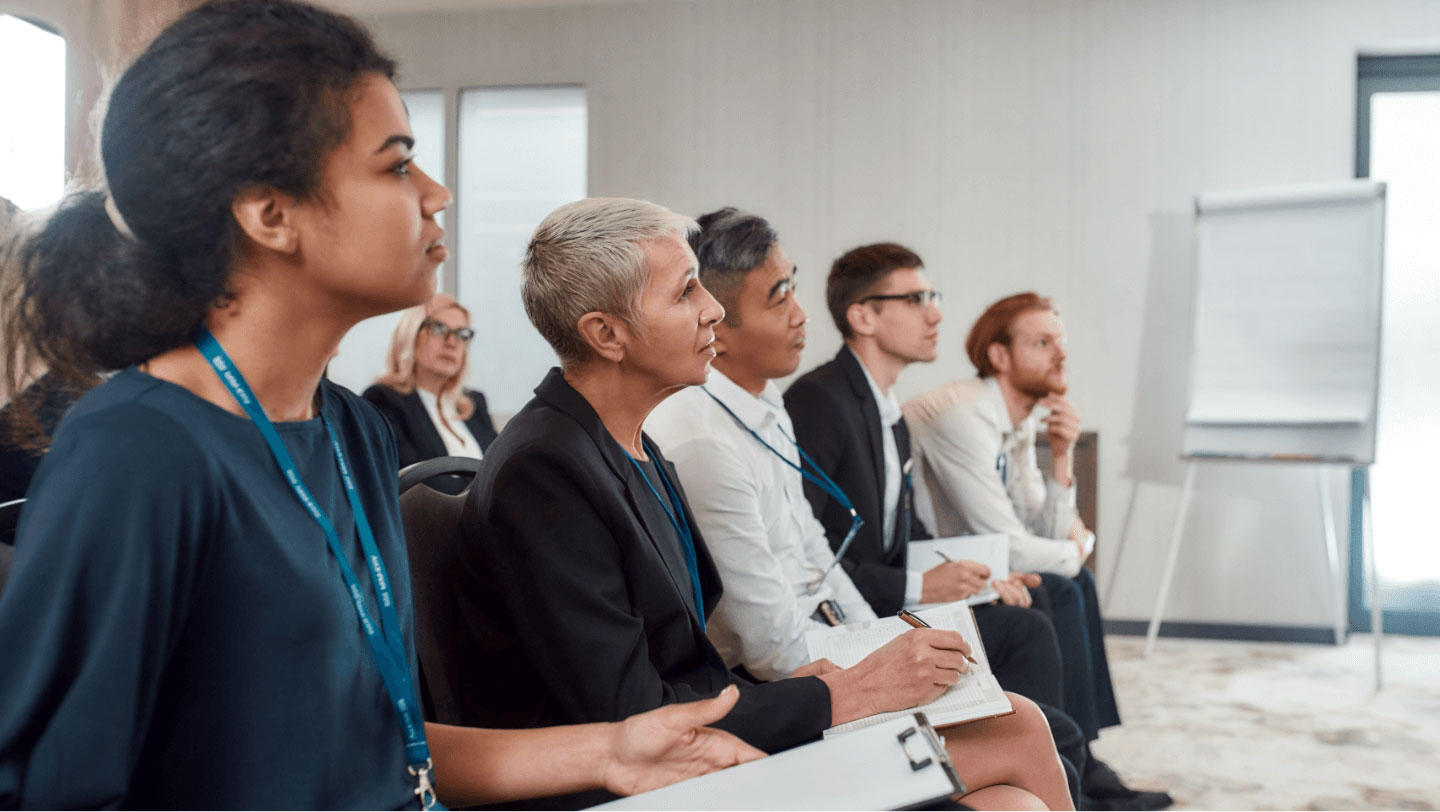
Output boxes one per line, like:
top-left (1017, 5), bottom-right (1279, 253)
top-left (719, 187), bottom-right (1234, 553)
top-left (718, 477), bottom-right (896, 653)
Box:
top-left (3, 0), bottom-right (395, 395)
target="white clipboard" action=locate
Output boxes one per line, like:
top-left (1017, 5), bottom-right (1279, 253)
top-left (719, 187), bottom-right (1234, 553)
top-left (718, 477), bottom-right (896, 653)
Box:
top-left (591, 712), bottom-right (964, 811)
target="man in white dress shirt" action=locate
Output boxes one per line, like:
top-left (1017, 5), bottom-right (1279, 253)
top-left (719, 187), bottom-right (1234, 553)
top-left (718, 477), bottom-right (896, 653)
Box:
top-left (644, 210), bottom-right (878, 680)
top-left (903, 292), bottom-right (1123, 749)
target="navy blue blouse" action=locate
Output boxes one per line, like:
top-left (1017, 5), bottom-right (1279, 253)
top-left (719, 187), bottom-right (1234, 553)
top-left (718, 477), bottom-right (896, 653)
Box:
top-left (0, 368), bottom-right (420, 809)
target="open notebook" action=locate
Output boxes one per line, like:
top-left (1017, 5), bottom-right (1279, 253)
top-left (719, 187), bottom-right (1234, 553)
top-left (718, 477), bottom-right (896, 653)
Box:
top-left (805, 603), bottom-right (1013, 736)
top-left (907, 534), bottom-right (1010, 607)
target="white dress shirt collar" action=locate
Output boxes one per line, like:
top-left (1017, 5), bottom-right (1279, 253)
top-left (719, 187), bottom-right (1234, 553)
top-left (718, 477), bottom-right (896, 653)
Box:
top-left (416, 388), bottom-right (483, 460)
top-left (703, 367), bottom-right (785, 433)
top-left (851, 347), bottom-right (903, 429)
top-left (982, 376), bottom-right (1040, 453)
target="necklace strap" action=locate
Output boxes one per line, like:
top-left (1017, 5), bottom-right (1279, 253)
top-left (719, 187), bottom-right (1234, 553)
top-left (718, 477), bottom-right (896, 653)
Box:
top-left (625, 443), bottom-right (706, 630)
top-left (195, 328), bottom-right (432, 777)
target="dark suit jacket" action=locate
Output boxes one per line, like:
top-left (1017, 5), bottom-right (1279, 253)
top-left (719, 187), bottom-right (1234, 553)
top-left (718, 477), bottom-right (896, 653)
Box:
top-left (783, 347), bottom-right (930, 616)
top-left (454, 368), bottom-right (830, 756)
top-left (361, 384), bottom-right (497, 469)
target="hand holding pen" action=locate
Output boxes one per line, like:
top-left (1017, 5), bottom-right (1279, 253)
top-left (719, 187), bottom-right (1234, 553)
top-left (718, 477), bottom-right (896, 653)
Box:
top-left (898, 609), bottom-right (980, 666)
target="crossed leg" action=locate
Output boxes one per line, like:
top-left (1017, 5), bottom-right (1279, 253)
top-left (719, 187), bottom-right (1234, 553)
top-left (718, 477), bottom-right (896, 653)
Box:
top-left (941, 693), bottom-right (1074, 811)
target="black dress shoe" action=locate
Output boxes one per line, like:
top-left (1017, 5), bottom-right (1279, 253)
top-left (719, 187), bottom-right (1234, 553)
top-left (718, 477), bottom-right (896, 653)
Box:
top-left (1082, 758), bottom-right (1174, 810)
top-left (1084, 792), bottom-right (1174, 811)
top-left (1083, 794), bottom-right (1141, 811)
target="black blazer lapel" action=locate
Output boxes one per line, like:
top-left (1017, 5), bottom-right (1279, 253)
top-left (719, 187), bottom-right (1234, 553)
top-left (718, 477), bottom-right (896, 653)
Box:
top-left (620, 457), bottom-right (704, 624)
top-left (404, 393), bottom-right (450, 461)
top-left (835, 348), bottom-right (887, 518)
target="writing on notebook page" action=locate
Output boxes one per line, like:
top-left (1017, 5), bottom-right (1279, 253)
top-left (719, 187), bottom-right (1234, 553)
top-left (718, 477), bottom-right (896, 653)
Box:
top-left (805, 605), bottom-right (1011, 736)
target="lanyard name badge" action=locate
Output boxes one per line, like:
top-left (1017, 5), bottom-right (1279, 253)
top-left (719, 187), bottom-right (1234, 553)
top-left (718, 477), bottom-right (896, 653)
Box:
top-left (195, 329), bottom-right (437, 809)
top-left (625, 441), bottom-right (707, 630)
top-left (701, 389), bottom-right (864, 608)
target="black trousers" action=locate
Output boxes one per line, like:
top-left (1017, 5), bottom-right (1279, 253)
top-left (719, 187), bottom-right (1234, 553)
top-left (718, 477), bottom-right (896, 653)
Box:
top-left (1033, 569), bottom-right (1121, 741)
top-left (973, 603), bottom-right (1064, 709)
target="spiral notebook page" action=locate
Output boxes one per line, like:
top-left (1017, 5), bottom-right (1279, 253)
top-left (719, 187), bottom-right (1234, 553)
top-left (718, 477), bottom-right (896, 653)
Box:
top-left (806, 605), bottom-right (1012, 736)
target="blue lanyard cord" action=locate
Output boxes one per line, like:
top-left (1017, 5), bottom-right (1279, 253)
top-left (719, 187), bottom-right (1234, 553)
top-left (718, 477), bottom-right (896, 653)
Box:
top-left (195, 329), bottom-right (431, 773)
top-left (700, 388), bottom-right (864, 592)
top-left (624, 442), bottom-right (706, 631)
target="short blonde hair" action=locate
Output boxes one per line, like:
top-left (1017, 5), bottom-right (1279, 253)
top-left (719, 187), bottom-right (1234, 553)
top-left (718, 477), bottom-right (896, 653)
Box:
top-left (373, 292), bottom-right (475, 419)
top-left (522, 198), bottom-right (698, 367)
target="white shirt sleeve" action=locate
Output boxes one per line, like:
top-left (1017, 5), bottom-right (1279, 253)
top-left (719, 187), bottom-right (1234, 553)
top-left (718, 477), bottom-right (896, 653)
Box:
top-left (918, 405), bottom-right (1083, 578)
top-left (663, 437), bottom-right (828, 680)
top-left (1007, 423), bottom-right (1078, 540)
top-left (1042, 476), bottom-right (1080, 540)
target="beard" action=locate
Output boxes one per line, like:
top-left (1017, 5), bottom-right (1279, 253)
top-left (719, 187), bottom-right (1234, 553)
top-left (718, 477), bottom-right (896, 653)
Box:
top-left (1014, 365), bottom-right (1067, 398)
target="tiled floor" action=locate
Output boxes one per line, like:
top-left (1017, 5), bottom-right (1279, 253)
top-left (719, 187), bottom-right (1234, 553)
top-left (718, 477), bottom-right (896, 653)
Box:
top-left (1089, 634), bottom-right (1440, 810)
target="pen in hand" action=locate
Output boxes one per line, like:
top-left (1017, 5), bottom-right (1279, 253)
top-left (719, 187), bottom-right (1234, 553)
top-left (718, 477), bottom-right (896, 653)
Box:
top-left (897, 609), bottom-right (979, 665)
top-left (935, 550), bottom-right (954, 563)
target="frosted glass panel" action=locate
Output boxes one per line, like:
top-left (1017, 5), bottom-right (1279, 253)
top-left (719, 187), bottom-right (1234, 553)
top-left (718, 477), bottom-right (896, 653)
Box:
top-left (330, 89), bottom-right (446, 396)
top-left (0, 15), bottom-right (65, 211)
top-left (457, 85), bottom-right (587, 416)
top-left (1368, 92), bottom-right (1440, 604)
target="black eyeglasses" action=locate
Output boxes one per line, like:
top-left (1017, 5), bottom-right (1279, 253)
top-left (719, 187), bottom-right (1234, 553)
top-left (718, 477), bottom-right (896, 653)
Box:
top-left (422, 319), bottom-right (475, 343)
top-left (859, 289), bottom-right (943, 308)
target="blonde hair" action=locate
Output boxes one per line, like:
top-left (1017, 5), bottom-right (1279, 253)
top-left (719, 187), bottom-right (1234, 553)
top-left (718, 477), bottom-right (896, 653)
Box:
top-left (374, 292), bottom-right (475, 420)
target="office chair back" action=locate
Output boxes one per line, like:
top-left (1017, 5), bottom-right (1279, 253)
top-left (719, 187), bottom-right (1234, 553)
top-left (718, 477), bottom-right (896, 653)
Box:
top-left (398, 456), bottom-right (481, 726)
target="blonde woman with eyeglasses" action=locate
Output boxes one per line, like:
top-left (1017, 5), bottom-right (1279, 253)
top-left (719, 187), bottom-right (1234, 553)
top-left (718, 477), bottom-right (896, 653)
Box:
top-left (364, 293), bottom-right (497, 468)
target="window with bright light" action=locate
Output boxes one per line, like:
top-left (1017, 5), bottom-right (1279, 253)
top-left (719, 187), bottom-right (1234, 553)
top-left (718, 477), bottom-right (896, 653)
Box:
top-left (0, 14), bottom-right (65, 211)
top-left (1366, 91), bottom-right (1440, 609)
top-left (456, 85), bottom-right (586, 416)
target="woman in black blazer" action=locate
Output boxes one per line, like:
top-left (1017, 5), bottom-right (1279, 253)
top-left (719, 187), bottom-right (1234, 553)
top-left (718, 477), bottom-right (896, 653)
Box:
top-left (363, 293), bottom-right (498, 469)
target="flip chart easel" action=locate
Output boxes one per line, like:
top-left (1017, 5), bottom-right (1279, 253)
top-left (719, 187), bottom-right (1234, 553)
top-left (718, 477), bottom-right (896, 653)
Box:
top-left (1141, 180), bottom-right (1387, 691)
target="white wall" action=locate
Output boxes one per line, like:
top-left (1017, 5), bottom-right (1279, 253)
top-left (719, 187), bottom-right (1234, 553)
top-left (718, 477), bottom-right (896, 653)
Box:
top-left (363, 0), bottom-right (1440, 628)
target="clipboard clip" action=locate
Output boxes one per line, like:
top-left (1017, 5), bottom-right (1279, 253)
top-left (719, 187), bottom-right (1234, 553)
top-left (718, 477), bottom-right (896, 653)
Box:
top-left (911, 712), bottom-right (969, 796)
top-left (896, 727), bottom-right (933, 771)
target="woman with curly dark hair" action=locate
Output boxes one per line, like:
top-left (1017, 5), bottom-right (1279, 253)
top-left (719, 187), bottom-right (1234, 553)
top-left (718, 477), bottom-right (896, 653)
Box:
top-left (0, 2), bottom-right (758, 808)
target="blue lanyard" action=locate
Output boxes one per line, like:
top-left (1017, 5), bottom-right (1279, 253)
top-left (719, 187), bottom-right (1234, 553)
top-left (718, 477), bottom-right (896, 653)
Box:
top-left (624, 441), bottom-right (706, 631)
top-left (701, 388), bottom-right (864, 591)
top-left (195, 329), bottom-right (435, 805)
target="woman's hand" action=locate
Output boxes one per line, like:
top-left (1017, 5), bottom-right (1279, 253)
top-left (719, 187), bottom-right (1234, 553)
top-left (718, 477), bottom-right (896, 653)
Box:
top-left (602, 685), bottom-right (765, 797)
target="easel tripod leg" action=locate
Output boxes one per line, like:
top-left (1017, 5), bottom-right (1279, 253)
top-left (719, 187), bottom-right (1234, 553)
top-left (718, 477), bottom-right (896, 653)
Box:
top-left (1362, 467), bottom-right (1383, 691)
top-left (1317, 467), bottom-right (1345, 645)
top-left (1146, 461), bottom-right (1197, 659)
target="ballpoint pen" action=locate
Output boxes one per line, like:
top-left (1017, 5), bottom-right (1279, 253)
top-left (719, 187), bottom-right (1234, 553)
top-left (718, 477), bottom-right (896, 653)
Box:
top-left (897, 609), bottom-right (979, 665)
